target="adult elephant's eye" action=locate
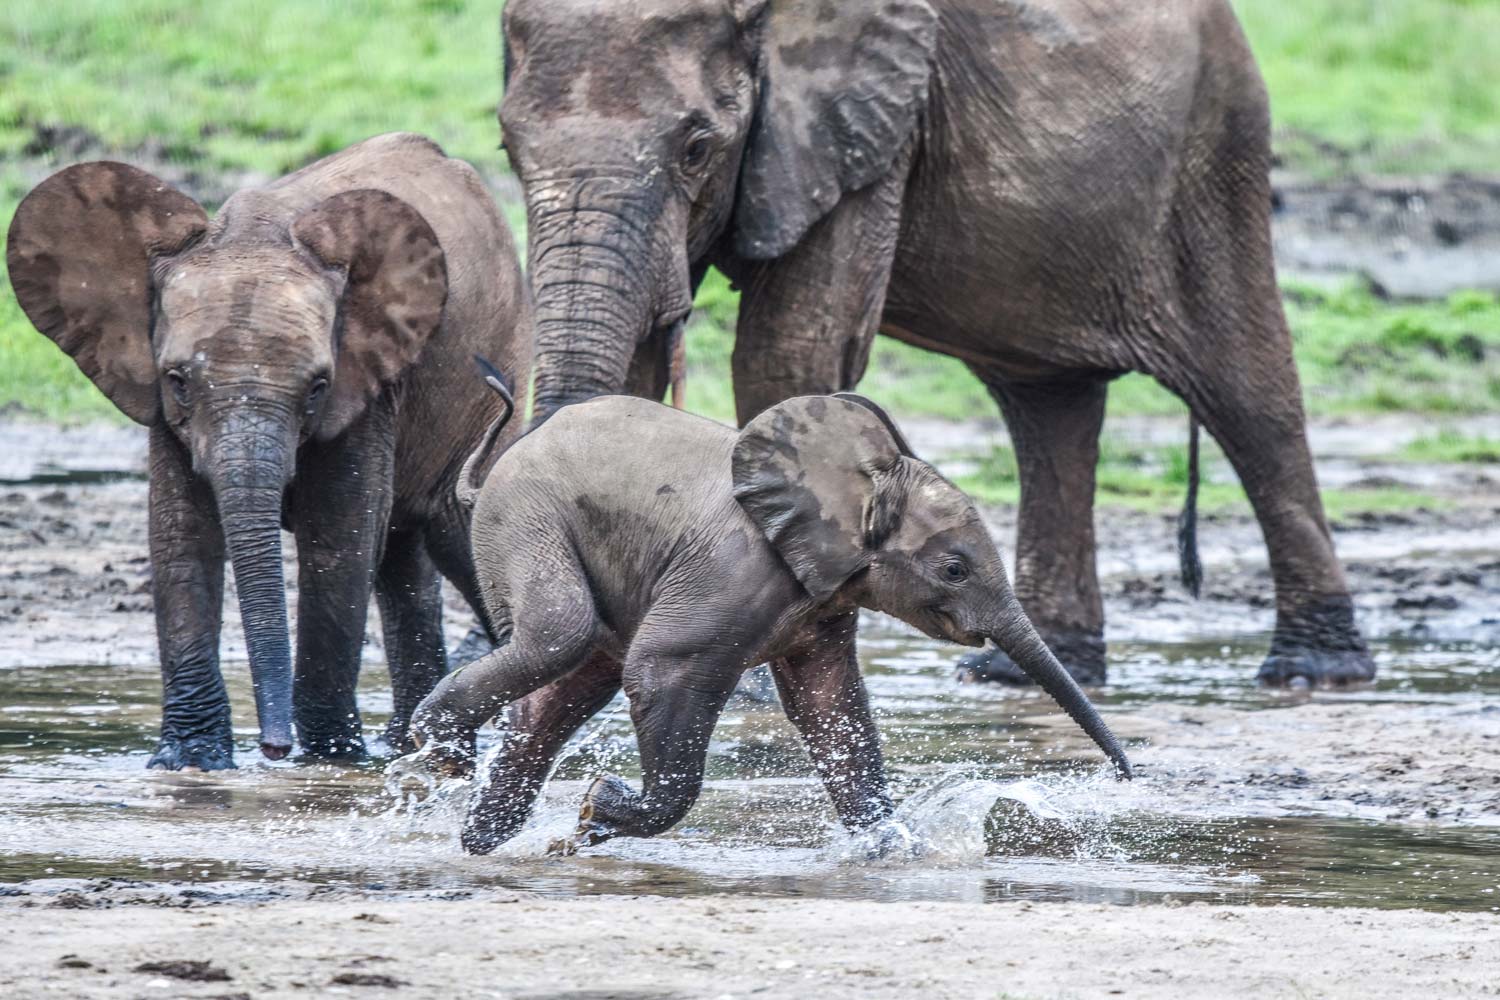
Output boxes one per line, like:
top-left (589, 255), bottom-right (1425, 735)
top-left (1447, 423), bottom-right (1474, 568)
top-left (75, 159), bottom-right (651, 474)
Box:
top-left (165, 368), bottom-right (191, 407)
top-left (943, 561), bottom-right (969, 584)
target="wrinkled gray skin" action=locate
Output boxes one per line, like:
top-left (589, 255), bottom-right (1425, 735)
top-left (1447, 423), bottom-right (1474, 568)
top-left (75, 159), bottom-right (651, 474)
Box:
top-left (498, 0), bottom-right (1375, 688)
top-left (6, 133), bottom-right (531, 768)
top-left (409, 393), bottom-right (1130, 855)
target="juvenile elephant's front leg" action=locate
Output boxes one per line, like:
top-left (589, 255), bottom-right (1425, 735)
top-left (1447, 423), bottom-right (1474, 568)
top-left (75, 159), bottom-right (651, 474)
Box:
top-left (147, 427), bottom-right (233, 771)
top-left (769, 612), bottom-right (894, 831)
top-left (289, 420), bottom-right (396, 758)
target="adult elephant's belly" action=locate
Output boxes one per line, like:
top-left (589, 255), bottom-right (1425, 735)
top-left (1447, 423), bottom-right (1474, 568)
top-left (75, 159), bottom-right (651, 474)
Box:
top-left (884, 0), bottom-right (1205, 380)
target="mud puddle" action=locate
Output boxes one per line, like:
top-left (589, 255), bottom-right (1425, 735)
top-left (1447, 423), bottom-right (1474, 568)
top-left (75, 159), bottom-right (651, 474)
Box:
top-left (2, 623), bottom-right (1497, 914)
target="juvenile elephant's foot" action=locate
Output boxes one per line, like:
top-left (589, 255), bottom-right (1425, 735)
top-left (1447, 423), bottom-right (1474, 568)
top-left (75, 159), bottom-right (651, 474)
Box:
top-left (295, 725), bottom-right (367, 762)
top-left (548, 774), bottom-right (637, 855)
top-left (955, 631), bottom-right (1106, 686)
top-left (1258, 596), bottom-right (1376, 688)
top-left (147, 733), bottom-right (236, 771)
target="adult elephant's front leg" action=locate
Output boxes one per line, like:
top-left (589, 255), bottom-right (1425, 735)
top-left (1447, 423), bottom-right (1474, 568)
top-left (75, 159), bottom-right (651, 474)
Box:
top-left (958, 375), bottom-right (1109, 686)
top-left (725, 160), bottom-right (908, 424)
top-left (146, 426), bottom-right (232, 770)
top-left (289, 414), bottom-right (396, 758)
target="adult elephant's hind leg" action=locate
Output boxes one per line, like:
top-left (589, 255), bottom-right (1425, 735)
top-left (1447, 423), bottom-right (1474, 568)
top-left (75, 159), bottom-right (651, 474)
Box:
top-left (958, 373), bottom-right (1109, 686)
top-left (1152, 68), bottom-right (1374, 687)
top-left (463, 652), bottom-right (622, 855)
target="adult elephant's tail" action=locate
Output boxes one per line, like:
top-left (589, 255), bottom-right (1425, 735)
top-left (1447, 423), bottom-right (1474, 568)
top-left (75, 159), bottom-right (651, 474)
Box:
top-left (457, 356), bottom-right (517, 510)
top-left (1177, 413), bottom-right (1203, 598)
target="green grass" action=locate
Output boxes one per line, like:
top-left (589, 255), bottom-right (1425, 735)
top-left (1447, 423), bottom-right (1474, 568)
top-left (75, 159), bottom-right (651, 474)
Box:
top-left (1235, 0), bottom-right (1500, 176)
top-left (1397, 428), bottom-right (1500, 464)
top-left (950, 438), bottom-right (1448, 519)
top-left (0, 1), bottom-right (503, 177)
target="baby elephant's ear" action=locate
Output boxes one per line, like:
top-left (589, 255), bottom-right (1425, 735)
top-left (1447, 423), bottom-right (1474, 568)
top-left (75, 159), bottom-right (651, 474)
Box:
top-left (732, 395), bottom-right (907, 601)
top-left (292, 189), bottom-right (448, 440)
top-left (6, 162), bottom-right (209, 424)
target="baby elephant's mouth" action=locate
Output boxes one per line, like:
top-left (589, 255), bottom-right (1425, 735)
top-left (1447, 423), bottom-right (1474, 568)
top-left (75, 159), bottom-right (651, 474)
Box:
top-left (929, 609), bottom-right (985, 648)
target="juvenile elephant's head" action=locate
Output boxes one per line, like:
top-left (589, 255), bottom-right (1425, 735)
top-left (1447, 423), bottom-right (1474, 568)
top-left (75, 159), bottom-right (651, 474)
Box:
top-left (733, 394), bottom-right (1132, 778)
top-left (6, 162), bottom-right (448, 758)
top-left (499, 0), bottom-right (937, 420)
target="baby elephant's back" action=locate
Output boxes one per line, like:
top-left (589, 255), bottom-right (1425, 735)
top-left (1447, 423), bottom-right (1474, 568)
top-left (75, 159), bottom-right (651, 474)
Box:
top-left (477, 397), bottom-right (746, 612)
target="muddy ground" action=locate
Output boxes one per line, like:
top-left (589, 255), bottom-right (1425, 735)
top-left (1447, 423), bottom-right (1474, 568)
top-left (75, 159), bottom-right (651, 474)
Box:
top-left (2, 895), bottom-right (1497, 1000)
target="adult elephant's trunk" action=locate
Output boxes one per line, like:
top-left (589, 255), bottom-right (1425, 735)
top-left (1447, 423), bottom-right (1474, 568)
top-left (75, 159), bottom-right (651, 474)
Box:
top-left (525, 178), bottom-right (675, 425)
top-left (207, 413), bottom-right (296, 759)
top-left (989, 592), bottom-right (1132, 779)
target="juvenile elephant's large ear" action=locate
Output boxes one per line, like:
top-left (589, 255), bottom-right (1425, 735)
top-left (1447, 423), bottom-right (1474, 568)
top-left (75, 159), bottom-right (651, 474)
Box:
top-left (6, 162), bottom-right (209, 424)
top-left (732, 0), bottom-right (937, 260)
top-left (733, 394), bottom-right (909, 601)
top-left (292, 189), bottom-right (448, 440)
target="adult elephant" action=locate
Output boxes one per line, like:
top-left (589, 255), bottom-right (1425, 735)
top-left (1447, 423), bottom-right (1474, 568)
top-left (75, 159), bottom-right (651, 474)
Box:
top-left (498, 0), bottom-right (1374, 687)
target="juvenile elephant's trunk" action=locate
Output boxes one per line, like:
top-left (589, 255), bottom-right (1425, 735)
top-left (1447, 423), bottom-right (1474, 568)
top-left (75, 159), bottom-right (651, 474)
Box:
top-left (989, 594), bottom-right (1132, 779)
top-left (208, 413), bottom-right (297, 759)
top-left (524, 178), bottom-right (673, 425)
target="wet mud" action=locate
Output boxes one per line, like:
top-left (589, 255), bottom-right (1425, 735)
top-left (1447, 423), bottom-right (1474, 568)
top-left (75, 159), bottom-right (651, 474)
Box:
top-left (2, 411), bottom-right (1497, 997)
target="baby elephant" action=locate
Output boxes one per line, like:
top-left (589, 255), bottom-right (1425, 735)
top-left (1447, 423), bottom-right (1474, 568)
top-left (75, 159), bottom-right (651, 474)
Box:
top-left (410, 392), bottom-right (1130, 854)
top-left (6, 133), bottom-right (530, 769)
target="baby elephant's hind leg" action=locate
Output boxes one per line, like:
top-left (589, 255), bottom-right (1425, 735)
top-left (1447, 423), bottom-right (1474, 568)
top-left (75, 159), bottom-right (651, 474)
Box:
top-left (409, 560), bottom-right (601, 775)
top-left (462, 652), bottom-right (623, 855)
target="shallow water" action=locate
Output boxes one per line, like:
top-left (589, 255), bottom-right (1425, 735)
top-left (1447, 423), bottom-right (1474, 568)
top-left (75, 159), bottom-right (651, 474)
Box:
top-left (2, 621), bottom-right (1498, 912)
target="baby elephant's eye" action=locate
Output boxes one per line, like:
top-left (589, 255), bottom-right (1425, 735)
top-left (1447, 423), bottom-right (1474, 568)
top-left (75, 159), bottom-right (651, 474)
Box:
top-left (942, 561), bottom-right (969, 583)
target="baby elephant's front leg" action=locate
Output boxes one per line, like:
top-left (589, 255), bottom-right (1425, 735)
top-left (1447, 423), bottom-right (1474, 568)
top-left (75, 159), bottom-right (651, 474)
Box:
top-left (552, 654), bottom-right (738, 853)
top-left (770, 614), bottom-right (895, 832)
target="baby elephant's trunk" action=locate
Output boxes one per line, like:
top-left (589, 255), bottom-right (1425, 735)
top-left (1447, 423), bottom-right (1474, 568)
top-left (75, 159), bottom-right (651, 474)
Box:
top-left (456, 356), bottom-right (518, 510)
top-left (989, 594), bottom-right (1133, 779)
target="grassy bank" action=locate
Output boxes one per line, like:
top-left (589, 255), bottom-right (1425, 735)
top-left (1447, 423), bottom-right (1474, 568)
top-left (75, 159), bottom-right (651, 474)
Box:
top-left (3, 0), bottom-right (1498, 517)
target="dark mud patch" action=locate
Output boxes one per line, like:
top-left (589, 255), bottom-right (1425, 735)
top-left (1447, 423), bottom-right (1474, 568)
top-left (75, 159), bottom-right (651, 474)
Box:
top-left (133, 959), bottom-right (231, 982)
top-left (1272, 172), bottom-right (1500, 296)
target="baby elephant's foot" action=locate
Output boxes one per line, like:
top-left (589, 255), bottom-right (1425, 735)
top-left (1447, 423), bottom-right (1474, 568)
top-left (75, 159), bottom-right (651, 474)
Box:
top-left (548, 775), bottom-right (635, 855)
top-left (407, 731), bottom-right (478, 779)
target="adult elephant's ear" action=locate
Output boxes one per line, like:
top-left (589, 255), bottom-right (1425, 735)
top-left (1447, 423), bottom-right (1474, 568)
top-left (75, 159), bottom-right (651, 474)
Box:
top-left (733, 395), bottom-right (908, 601)
top-left (292, 189), bottom-right (448, 440)
top-left (732, 0), bottom-right (937, 260)
top-left (6, 162), bottom-right (209, 424)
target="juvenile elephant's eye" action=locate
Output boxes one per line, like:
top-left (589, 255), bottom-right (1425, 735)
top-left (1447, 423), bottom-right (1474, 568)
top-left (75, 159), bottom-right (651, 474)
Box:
top-left (306, 376), bottom-right (330, 410)
top-left (165, 368), bottom-right (191, 407)
top-left (942, 561), bottom-right (969, 584)
top-left (681, 133), bottom-right (713, 174)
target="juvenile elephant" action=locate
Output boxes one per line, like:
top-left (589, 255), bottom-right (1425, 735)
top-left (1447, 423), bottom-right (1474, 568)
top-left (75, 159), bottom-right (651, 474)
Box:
top-left (496, 0), bottom-right (1375, 687)
top-left (408, 392), bottom-right (1130, 854)
top-left (6, 133), bottom-right (531, 768)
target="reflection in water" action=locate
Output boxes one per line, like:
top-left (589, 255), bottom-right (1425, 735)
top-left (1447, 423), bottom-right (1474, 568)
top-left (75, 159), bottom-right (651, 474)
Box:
top-left (2, 622), bottom-right (1497, 912)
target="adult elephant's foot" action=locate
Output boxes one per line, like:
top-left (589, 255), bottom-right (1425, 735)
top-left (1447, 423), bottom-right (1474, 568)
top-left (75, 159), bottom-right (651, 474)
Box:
top-left (1258, 596), bottom-right (1376, 688)
top-left (147, 732), bottom-right (235, 771)
top-left (955, 631), bottom-right (1107, 686)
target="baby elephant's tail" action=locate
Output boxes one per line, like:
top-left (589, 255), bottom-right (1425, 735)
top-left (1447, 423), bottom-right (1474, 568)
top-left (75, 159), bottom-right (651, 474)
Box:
top-left (457, 356), bottom-right (517, 510)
